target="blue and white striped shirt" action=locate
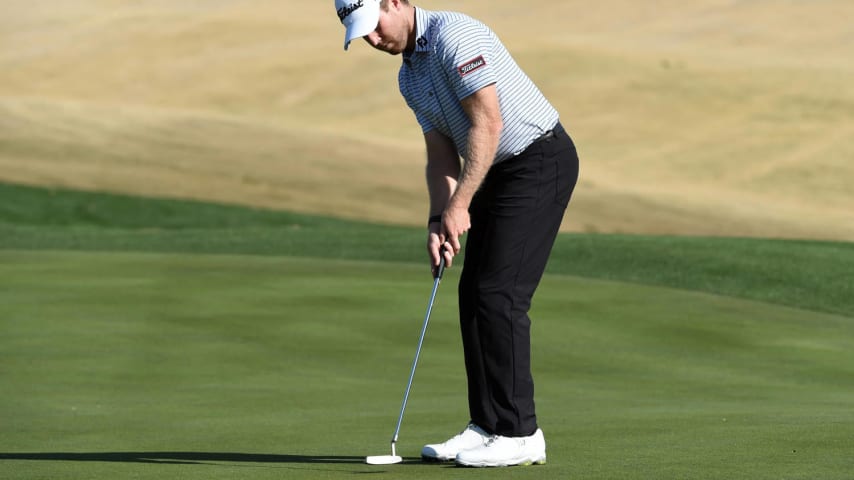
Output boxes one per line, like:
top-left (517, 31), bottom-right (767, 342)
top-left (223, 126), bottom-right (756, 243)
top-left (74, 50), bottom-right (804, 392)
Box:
top-left (399, 7), bottom-right (559, 163)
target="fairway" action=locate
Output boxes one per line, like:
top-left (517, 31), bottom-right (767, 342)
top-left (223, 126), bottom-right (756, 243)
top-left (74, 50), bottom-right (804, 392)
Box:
top-left (2, 251), bottom-right (852, 479)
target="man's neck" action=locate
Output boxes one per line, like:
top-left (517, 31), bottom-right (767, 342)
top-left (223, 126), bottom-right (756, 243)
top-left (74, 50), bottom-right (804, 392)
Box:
top-left (404, 5), bottom-right (417, 54)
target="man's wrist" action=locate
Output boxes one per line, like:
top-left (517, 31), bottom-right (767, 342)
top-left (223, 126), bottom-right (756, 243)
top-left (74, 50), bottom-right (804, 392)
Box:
top-left (428, 214), bottom-right (442, 226)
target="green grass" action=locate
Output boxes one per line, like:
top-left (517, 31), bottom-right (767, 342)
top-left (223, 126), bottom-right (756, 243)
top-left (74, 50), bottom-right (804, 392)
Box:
top-left (1, 182), bottom-right (853, 479)
top-left (2, 183), bottom-right (852, 316)
top-left (1, 251), bottom-right (852, 479)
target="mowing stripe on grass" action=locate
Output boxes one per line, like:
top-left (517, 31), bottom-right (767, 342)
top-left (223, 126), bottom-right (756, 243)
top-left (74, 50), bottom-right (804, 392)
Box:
top-left (1, 182), bottom-right (852, 317)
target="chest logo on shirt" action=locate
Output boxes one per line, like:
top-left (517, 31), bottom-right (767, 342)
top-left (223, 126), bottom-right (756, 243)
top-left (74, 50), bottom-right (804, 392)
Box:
top-left (457, 55), bottom-right (487, 77)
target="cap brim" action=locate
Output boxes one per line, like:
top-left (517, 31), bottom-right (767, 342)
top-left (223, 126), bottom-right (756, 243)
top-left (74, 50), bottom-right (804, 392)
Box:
top-left (343, 1), bottom-right (380, 50)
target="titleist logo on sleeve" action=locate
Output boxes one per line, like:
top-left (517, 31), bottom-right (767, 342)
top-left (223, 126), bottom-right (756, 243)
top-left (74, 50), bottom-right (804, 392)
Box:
top-left (458, 55), bottom-right (486, 77)
top-left (337, 0), bottom-right (364, 21)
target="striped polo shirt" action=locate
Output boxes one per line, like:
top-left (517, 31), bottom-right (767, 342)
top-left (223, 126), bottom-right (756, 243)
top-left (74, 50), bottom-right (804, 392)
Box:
top-left (399, 7), bottom-right (559, 164)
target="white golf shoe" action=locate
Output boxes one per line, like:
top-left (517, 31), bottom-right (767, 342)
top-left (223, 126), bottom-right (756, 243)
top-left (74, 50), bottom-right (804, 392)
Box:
top-left (455, 428), bottom-right (546, 467)
top-left (421, 423), bottom-right (492, 462)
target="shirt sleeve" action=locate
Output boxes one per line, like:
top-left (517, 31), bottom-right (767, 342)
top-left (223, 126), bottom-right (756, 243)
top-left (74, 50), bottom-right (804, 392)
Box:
top-left (436, 20), bottom-right (497, 101)
top-left (414, 111), bottom-right (435, 134)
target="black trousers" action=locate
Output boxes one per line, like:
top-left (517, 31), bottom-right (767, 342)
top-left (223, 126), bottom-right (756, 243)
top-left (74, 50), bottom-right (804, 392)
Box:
top-left (459, 122), bottom-right (578, 437)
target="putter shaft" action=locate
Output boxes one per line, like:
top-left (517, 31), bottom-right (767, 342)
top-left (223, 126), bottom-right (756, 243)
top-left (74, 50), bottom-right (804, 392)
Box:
top-left (390, 253), bottom-right (445, 446)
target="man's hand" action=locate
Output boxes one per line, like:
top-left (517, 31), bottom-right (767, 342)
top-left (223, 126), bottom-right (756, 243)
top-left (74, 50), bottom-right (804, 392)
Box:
top-left (441, 205), bottom-right (470, 254)
top-left (427, 222), bottom-right (454, 277)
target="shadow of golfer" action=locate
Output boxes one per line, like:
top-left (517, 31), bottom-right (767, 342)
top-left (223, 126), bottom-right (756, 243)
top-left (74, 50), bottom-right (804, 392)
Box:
top-left (0, 451), bottom-right (369, 466)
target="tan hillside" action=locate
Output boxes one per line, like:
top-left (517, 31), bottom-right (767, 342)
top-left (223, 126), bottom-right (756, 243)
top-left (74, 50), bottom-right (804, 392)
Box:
top-left (2, 0), bottom-right (853, 239)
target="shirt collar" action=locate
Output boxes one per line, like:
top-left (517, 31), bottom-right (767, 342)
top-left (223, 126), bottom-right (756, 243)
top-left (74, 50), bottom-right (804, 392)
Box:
top-left (413, 7), bottom-right (432, 52)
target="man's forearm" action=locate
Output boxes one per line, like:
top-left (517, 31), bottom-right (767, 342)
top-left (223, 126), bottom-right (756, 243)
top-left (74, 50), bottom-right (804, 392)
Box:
top-left (448, 123), bottom-right (500, 213)
top-left (449, 84), bottom-right (503, 214)
top-left (426, 160), bottom-right (458, 216)
top-left (424, 130), bottom-right (462, 217)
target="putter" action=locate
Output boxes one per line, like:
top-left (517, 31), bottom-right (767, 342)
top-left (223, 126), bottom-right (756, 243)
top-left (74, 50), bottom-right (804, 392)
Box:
top-left (366, 248), bottom-right (447, 465)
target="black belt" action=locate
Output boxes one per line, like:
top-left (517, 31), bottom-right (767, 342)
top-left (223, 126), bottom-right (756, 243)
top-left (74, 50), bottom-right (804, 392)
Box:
top-left (531, 123), bottom-right (560, 145)
top-left (534, 130), bottom-right (555, 143)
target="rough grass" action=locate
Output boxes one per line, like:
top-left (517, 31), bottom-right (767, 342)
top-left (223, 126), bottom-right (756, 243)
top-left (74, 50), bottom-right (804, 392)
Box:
top-left (2, 0), bottom-right (854, 239)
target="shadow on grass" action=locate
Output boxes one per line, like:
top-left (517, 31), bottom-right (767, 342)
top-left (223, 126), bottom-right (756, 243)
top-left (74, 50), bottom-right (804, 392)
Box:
top-left (0, 452), bottom-right (371, 466)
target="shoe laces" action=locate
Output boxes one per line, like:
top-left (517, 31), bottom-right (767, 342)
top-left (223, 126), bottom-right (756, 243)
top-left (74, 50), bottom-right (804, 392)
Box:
top-left (485, 434), bottom-right (524, 448)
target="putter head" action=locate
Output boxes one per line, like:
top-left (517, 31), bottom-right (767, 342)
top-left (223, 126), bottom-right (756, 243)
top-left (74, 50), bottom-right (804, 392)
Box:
top-left (365, 454), bottom-right (403, 465)
top-left (366, 440), bottom-right (402, 464)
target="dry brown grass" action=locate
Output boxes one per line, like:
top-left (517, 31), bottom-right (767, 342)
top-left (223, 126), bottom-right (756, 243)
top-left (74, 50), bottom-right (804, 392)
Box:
top-left (2, 0), bottom-right (853, 238)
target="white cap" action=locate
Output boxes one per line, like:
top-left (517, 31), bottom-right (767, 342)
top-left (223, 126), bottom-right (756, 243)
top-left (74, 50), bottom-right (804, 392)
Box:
top-left (335, 0), bottom-right (381, 51)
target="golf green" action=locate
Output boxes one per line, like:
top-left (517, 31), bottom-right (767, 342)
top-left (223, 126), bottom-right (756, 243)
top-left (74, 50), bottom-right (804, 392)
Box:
top-left (2, 251), bottom-right (851, 479)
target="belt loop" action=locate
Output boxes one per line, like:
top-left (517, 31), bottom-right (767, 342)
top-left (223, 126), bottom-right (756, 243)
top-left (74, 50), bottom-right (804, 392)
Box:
top-left (534, 127), bottom-right (555, 145)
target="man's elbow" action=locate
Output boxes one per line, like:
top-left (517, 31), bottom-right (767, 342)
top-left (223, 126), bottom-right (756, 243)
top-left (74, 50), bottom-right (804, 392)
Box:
top-left (482, 114), bottom-right (503, 137)
top-left (491, 117), bottom-right (504, 136)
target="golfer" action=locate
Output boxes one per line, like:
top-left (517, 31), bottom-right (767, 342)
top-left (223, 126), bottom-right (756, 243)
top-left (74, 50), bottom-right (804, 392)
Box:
top-left (335, 0), bottom-right (579, 467)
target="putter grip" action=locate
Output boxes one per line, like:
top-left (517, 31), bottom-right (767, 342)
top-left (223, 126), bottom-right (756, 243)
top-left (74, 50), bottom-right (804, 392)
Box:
top-left (436, 246), bottom-right (447, 280)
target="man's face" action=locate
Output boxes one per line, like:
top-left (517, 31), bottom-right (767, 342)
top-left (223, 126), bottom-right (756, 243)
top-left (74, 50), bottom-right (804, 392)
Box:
top-left (363, 2), bottom-right (407, 55)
